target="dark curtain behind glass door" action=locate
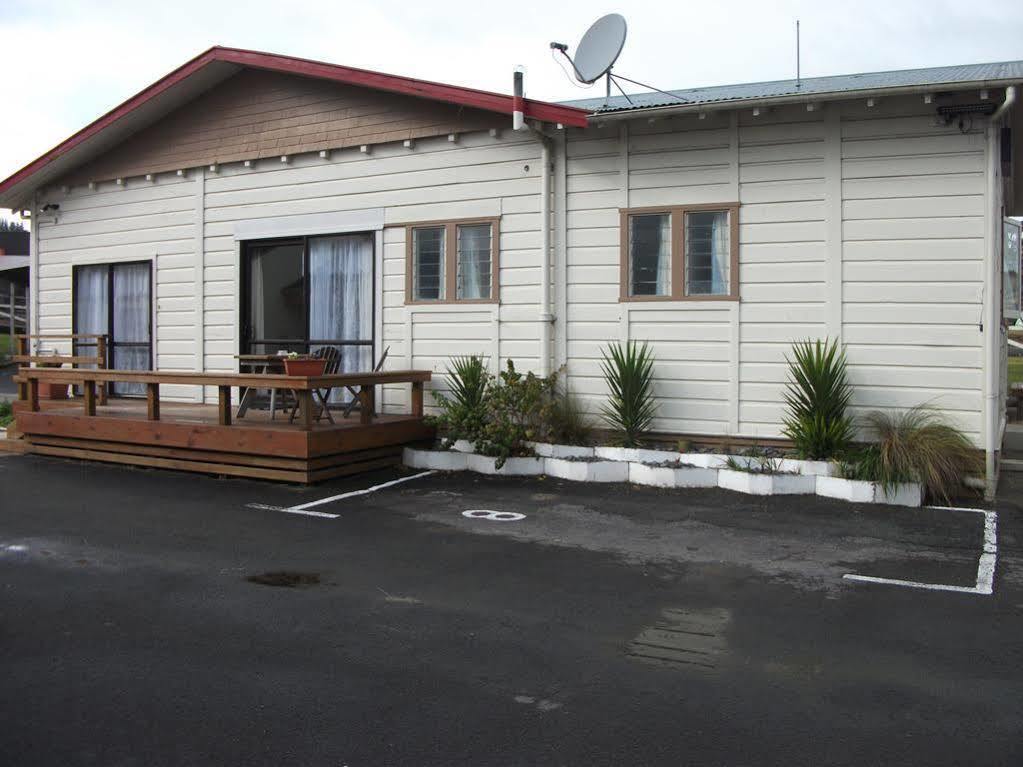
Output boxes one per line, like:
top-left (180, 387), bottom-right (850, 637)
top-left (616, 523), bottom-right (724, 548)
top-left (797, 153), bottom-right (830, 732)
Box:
top-left (245, 241), bottom-right (306, 355)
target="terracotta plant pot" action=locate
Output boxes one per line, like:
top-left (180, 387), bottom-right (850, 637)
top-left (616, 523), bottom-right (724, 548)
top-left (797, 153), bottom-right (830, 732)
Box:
top-left (284, 358), bottom-right (327, 376)
top-left (39, 382), bottom-right (69, 400)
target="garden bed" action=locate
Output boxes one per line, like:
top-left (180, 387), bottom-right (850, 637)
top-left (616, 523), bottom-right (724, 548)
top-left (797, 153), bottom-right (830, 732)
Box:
top-left (402, 442), bottom-right (923, 507)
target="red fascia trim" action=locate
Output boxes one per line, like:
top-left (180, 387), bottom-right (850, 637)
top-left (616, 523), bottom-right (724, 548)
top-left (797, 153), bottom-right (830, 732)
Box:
top-left (215, 47), bottom-right (591, 127)
top-left (0, 46), bottom-right (590, 200)
top-left (0, 47), bottom-right (221, 200)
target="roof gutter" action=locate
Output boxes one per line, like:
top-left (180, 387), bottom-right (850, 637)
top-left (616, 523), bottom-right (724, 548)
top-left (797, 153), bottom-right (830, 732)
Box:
top-left (587, 78), bottom-right (1023, 122)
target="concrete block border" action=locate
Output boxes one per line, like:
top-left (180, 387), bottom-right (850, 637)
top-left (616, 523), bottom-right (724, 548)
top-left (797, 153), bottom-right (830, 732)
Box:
top-left (402, 445), bottom-right (922, 507)
top-left (466, 454), bottom-right (545, 476)
top-left (628, 462), bottom-right (718, 489)
top-left (545, 457), bottom-right (629, 483)
top-left (718, 469), bottom-right (816, 496)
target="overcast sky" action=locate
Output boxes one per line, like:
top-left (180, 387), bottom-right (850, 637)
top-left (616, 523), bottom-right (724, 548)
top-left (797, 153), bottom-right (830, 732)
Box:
top-left (2, 0), bottom-right (1021, 222)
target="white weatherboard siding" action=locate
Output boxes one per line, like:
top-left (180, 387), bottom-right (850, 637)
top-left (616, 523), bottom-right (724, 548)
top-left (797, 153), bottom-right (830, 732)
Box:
top-left (840, 98), bottom-right (986, 442)
top-left (32, 94), bottom-right (989, 447)
top-left (564, 95), bottom-right (986, 444)
top-left (201, 131), bottom-right (542, 412)
top-left (34, 174), bottom-right (198, 401)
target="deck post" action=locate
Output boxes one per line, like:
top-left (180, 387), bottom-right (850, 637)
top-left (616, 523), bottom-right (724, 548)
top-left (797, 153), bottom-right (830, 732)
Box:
top-left (83, 380), bottom-right (96, 416)
top-left (29, 376), bottom-right (39, 412)
top-left (96, 336), bottom-right (108, 405)
top-left (410, 380), bottom-right (424, 417)
top-left (298, 389), bottom-right (313, 431)
top-left (359, 385), bottom-right (375, 425)
top-left (146, 383), bottom-right (160, 421)
top-left (217, 386), bottom-right (231, 426)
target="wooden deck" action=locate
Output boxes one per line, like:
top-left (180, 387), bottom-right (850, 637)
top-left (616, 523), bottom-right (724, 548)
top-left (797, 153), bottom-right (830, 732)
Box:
top-left (14, 399), bottom-right (433, 483)
top-left (11, 365), bottom-right (435, 483)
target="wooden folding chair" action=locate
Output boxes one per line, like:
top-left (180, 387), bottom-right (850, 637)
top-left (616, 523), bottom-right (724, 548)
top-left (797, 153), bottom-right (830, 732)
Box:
top-left (342, 346), bottom-right (389, 419)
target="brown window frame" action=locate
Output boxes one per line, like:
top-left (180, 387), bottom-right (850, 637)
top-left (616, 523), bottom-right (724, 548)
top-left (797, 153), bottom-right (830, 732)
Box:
top-left (404, 217), bottom-right (500, 305)
top-left (619, 203), bottom-right (740, 302)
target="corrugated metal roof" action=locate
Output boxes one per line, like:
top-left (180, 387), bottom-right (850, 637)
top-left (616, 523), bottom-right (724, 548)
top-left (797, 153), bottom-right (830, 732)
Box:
top-left (560, 60), bottom-right (1023, 113)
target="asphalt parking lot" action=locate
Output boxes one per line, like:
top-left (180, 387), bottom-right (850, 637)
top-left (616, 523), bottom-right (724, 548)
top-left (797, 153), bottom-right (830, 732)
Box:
top-left (1, 452), bottom-right (1021, 766)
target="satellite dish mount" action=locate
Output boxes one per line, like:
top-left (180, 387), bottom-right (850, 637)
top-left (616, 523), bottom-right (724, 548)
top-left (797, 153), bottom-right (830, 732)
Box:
top-left (551, 13), bottom-right (687, 108)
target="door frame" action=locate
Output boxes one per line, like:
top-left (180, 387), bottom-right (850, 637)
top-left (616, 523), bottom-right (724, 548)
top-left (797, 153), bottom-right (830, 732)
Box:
top-left (71, 259), bottom-right (154, 395)
top-left (239, 232), bottom-right (377, 359)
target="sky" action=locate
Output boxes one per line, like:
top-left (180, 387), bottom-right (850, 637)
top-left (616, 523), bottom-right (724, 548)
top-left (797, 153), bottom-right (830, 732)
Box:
top-left (2, 0), bottom-right (1021, 224)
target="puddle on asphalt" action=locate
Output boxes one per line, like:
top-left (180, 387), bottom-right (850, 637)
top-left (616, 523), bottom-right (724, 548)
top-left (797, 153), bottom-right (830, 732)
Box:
top-left (627, 607), bottom-right (731, 671)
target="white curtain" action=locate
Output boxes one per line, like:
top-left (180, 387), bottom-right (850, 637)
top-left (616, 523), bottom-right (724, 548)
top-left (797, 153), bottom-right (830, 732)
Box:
top-left (629, 213), bottom-right (670, 296)
top-left (709, 213), bottom-right (729, 295)
top-left (309, 234), bottom-right (373, 377)
top-left (74, 265), bottom-right (108, 373)
top-left (457, 224), bottom-right (491, 300)
top-left (75, 265), bottom-right (108, 341)
top-left (112, 263), bottom-right (150, 394)
top-left (686, 211), bottom-right (729, 295)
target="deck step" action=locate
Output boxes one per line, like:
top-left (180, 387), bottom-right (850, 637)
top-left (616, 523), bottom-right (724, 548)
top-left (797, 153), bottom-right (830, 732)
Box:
top-left (24, 436), bottom-right (403, 483)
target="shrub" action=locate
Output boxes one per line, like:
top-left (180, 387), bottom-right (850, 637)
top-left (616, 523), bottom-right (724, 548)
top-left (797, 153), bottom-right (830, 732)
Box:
top-left (548, 384), bottom-right (593, 446)
top-left (0, 400), bottom-right (11, 428)
top-left (599, 341), bottom-right (657, 448)
top-left (781, 338), bottom-right (854, 460)
top-left (475, 361), bottom-right (559, 467)
top-left (431, 355), bottom-right (491, 445)
top-left (853, 407), bottom-right (983, 504)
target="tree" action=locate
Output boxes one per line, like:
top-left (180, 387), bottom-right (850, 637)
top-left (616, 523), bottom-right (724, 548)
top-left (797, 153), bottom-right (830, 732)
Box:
top-left (0, 219), bottom-right (26, 231)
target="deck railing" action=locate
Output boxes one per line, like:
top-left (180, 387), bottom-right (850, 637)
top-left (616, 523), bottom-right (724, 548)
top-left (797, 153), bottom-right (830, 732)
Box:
top-left (16, 368), bottom-right (431, 430)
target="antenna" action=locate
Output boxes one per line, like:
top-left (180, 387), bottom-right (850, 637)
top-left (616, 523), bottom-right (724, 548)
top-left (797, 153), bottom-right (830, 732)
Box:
top-left (796, 19), bottom-right (801, 89)
top-left (551, 14), bottom-right (687, 108)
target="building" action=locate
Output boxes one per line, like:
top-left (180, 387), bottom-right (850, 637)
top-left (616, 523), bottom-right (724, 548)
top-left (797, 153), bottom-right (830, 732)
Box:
top-left (0, 47), bottom-right (1019, 490)
top-left (0, 229), bottom-right (30, 341)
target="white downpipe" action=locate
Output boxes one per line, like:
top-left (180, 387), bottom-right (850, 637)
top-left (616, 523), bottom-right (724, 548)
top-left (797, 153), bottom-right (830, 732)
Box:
top-left (983, 86), bottom-right (1016, 498)
top-left (29, 195), bottom-right (39, 349)
top-left (512, 67), bottom-right (554, 377)
top-left (538, 136), bottom-right (552, 376)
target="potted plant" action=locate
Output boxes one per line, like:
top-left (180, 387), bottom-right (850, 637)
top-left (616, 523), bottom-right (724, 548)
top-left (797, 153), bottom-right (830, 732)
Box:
top-left (36, 348), bottom-right (69, 400)
top-left (283, 352), bottom-right (326, 377)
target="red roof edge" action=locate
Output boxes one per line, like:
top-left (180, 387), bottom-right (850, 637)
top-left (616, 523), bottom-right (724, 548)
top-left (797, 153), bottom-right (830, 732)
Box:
top-left (0, 46), bottom-right (592, 203)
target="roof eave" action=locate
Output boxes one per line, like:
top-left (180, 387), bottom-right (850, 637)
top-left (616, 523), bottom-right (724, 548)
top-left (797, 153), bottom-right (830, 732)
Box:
top-left (0, 46), bottom-right (590, 208)
top-left (587, 77), bottom-right (1023, 121)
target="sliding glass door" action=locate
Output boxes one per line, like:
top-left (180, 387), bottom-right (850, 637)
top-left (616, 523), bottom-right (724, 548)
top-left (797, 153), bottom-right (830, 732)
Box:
top-left (73, 261), bottom-right (153, 395)
top-left (243, 233), bottom-right (374, 376)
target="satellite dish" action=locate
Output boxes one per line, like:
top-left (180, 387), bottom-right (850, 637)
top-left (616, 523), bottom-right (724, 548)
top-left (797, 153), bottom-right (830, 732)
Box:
top-left (571, 13), bottom-right (627, 84)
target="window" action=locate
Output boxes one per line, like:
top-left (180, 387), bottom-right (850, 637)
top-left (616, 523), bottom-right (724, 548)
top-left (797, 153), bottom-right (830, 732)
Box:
top-left (242, 233), bottom-right (374, 376)
top-left (620, 204), bottom-right (739, 301)
top-left (1004, 218), bottom-right (1021, 321)
top-left (406, 218), bottom-right (499, 303)
top-left (412, 227), bottom-right (444, 300)
top-left (73, 261), bottom-right (153, 396)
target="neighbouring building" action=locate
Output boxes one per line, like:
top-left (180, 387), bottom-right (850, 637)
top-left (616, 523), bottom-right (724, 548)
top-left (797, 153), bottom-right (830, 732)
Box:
top-left (0, 47), bottom-right (1019, 490)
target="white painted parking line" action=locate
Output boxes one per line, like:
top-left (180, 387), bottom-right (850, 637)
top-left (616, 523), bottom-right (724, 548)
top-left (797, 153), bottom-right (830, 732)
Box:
top-left (245, 470), bottom-right (437, 518)
top-left (245, 503), bottom-right (340, 519)
top-left (844, 506), bottom-right (997, 596)
top-left (289, 471), bottom-right (437, 511)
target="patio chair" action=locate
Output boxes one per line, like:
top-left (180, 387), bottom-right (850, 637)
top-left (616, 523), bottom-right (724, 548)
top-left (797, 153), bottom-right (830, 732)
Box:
top-left (288, 346), bottom-right (342, 425)
top-left (342, 346), bottom-right (390, 419)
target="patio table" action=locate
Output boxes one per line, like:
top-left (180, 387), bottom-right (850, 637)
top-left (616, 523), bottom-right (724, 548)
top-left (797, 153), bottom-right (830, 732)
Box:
top-left (234, 354), bottom-right (287, 418)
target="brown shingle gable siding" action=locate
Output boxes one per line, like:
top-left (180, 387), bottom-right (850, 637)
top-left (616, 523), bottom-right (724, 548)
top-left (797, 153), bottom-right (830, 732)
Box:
top-left (62, 69), bottom-right (505, 185)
